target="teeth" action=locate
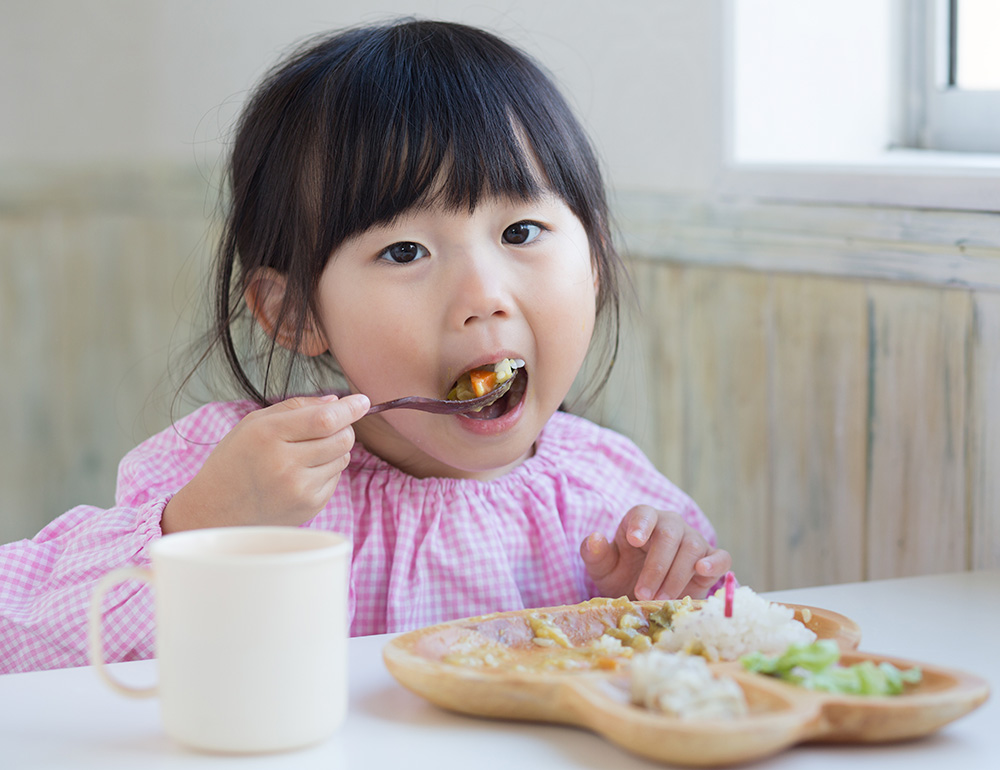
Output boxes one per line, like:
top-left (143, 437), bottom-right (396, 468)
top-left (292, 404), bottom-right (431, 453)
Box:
top-left (493, 358), bottom-right (525, 383)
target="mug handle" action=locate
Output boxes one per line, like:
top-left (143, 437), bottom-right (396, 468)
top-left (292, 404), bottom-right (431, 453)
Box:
top-left (88, 566), bottom-right (157, 698)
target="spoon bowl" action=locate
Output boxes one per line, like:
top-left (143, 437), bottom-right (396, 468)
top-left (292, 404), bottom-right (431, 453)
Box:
top-left (366, 373), bottom-right (517, 415)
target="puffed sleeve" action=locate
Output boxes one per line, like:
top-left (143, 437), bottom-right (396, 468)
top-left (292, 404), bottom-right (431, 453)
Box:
top-left (0, 401), bottom-right (249, 673)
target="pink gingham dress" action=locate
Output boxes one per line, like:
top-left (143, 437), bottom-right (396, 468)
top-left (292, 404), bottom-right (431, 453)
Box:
top-left (0, 402), bottom-right (715, 674)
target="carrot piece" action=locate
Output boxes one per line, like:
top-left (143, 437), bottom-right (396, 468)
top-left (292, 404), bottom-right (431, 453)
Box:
top-left (469, 370), bottom-right (498, 397)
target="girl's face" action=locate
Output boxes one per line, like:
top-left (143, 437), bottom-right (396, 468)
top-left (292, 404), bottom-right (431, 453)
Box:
top-left (313, 192), bottom-right (597, 480)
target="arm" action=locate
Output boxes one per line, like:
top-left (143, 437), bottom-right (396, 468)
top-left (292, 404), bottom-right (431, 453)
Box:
top-left (0, 500), bottom-right (164, 673)
top-left (0, 394), bottom-right (369, 673)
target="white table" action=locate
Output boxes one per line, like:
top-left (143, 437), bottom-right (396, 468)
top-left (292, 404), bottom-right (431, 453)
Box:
top-left (2, 571), bottom-right (996, 769)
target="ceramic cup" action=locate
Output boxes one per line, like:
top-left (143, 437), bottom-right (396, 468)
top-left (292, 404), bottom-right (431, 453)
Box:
top-left (88, 526), bottom-right (351, 753)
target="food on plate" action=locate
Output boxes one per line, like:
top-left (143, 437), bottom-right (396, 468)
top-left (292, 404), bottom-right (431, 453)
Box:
top-left (382, 591), bottom-right (988, 766)
top-left (443, 597), bottom-right (649, 671)
top-left (652, 585), bottom-right (816, 662)
top-left (742, 639), bottom-right (923, 695)
top-left (630, 650), bottom-right (748, 720)
top-left (439, 585), bottom-right (819, 675)
top-left (447, 358), bottom-right (523, 402)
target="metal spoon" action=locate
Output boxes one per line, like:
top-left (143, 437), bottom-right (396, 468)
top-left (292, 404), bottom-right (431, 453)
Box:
top-left (366, 373), bottom-right (517, 415)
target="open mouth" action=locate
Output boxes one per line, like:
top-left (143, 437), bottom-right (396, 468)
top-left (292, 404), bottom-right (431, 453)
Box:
top-left (446, 359), bottom-right (527, 420)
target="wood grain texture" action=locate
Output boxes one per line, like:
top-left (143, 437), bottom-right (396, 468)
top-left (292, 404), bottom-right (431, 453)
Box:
top-left (865, 285), bottom-right (970, 579)
top-left (676, 268), bottom-right (771, 590)
top-left (617, 191), bottom-right (1000, 290)
top-left (572, 259), bottom-right (664, 468)
top-left (768, 276), bottom-right (868, 588)
top-left (634, 259), bottom-right (686, 485)
top-left (0, 171), bottom-right (213, 544)
top-left (969, 292), bottom-right (1000, 570)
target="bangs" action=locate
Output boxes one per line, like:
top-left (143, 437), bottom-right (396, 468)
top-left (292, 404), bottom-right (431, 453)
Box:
top-left (292, 21), bottom-right (602, 254)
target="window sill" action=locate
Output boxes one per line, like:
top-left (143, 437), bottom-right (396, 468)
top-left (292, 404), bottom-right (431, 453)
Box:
top-left (718, 149), bottom-right (1000, 213)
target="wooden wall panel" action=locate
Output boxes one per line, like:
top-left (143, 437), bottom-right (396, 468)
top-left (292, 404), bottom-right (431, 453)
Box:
top-left (577, 259), bottom-right (673, 472)
top-left (0, 187), bottom-right (212, 545)
top-left (865, 285), bottom-right (970, 579)
top-left (969, 292), bottom-right (1000, 570)
top-left (676, 268), bottom-right (771, 589)
top-left (768, 276), bottom-right (868, 588)
top-left (635, 260), bottom-right (685, 485)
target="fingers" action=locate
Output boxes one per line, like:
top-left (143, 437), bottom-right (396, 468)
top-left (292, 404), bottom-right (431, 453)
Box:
top-left (650, 534), bottom-right (716, 600)
top-left (680, 549), bottom-right (734, 598)
top-left (305, 452), bottom-right (354, 503)
top-left (696, 549), bottom-right (733, 579)
top-left (635, 522), bottom-right (690, 600)
top-left (618, 505), bottom-right (658, 549)
top-left (258, 393), bottom-right (371, 442)
top-left (580, 532), bottom-right (620, 581)
top-left (620, 506), bottom-right (718, 601)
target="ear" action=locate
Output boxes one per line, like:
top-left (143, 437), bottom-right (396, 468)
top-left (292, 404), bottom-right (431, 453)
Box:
top-left (244, 267), bottom-right (329, 357)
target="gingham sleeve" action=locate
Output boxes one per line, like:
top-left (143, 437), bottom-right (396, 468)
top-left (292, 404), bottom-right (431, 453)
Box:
top-left (0, 402), bottom-right (249, 674)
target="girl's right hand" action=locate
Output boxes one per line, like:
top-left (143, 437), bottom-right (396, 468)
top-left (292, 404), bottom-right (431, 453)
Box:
top-left (161, 393), bottom-right (370, 533)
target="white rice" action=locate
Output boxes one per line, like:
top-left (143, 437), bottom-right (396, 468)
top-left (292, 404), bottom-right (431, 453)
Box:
top-left (654, 585), bottom-right (816, 662)
top-left (630, 650), bottom-right (748, 719)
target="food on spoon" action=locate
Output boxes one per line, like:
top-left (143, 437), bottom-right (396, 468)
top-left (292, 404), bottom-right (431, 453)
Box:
top-left (630, 650), bottom-right (748, 720)
top-left (447, 358), bottom-right (524, 402)
top-left (741, 639), bottom-right (923, 695)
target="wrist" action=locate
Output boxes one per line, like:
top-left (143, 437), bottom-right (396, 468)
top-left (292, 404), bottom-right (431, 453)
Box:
top-left (161, 483), bottom-right (218, 534)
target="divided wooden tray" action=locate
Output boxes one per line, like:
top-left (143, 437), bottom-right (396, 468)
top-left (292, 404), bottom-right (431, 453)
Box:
top-left (382, 598), bottom-right (989, 767)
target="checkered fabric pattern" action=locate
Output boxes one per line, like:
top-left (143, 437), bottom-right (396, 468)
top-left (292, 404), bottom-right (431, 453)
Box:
top-left (0, 403), bottom-right (715, 674)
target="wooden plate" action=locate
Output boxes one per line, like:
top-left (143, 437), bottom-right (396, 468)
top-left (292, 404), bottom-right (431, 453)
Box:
top-left (382, 598), bottom-right (989, 767)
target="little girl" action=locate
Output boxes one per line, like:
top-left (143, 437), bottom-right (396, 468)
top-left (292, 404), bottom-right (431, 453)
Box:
top-left (0, 19), bottom-right (730, 673)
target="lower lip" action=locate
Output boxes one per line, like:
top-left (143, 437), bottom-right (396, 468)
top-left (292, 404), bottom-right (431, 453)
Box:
top-left (454, 390), bottom-right (526, 436)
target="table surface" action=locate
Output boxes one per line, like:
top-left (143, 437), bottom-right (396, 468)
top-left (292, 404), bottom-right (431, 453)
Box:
top-left (2, 570), bottom-right (996, 769)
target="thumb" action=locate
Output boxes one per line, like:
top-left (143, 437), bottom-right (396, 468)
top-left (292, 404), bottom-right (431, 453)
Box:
top-left (339, 392), bottom-right (372, 422)
top-left (580, 532), bottom-right (619, 580)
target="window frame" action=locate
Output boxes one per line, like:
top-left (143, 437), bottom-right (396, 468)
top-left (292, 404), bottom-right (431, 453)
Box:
top-left (721, 0), bottom-right (1000, 213)
top-left (905, 0), bottom-right (1000, 153)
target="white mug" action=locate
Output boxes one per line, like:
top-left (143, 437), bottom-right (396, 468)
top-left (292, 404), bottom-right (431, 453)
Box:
top-left (88, 526), bottom-right (351, 753)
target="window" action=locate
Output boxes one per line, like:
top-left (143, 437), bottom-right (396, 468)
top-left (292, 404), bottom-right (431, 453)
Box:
top-left (904, 0), bottom-right (1000, 152)
top-left (725, 0), bottom-right (1000, 211)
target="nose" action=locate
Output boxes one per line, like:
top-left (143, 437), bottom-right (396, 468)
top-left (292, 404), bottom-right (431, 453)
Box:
top-left (447, 251), bottom-right (514, 328)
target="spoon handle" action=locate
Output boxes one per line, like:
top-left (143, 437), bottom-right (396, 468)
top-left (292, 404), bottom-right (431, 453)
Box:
top-left (366, 376), bottom-right (515, 415)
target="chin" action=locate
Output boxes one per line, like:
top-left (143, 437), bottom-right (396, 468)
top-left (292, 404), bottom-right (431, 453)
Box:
top-left (431, 438), bottom-right (536, 481)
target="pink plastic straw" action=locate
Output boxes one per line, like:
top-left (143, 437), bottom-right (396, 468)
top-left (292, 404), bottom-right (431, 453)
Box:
top-left (724, 571), bottom-right (736, 618)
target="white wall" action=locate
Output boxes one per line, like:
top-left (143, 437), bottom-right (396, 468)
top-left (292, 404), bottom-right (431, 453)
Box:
top-left (1, 0), bottom-right (724, 194)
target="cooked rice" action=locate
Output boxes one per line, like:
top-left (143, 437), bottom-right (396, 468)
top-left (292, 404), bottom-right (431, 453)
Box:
top-left (654, 585), bottom-right (816, 662)
top-left (630, 650), bottom-right (748, 719)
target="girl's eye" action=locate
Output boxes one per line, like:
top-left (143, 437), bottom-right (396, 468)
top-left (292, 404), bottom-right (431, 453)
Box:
top-left (378, 241), bottom-right (428, 264)
top-left (502, 221), bottom-right (543, 245)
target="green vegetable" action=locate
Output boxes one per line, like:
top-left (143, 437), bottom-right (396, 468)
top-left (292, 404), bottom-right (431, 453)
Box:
top-left (741, 640), bottom-right (922, 696)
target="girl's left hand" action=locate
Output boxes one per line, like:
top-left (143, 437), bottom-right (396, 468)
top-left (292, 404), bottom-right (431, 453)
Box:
top-left (580, 505), bottom-right (732, 601)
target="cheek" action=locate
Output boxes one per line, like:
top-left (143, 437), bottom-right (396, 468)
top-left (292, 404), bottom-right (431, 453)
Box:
top-left (319, 290), bottom-right (429, 391)
top-left (534, 270), bottom-right (598, 366)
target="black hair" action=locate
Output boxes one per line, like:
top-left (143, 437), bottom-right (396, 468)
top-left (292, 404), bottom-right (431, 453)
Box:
top-left (203, 18), bottom-right (623, 406)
